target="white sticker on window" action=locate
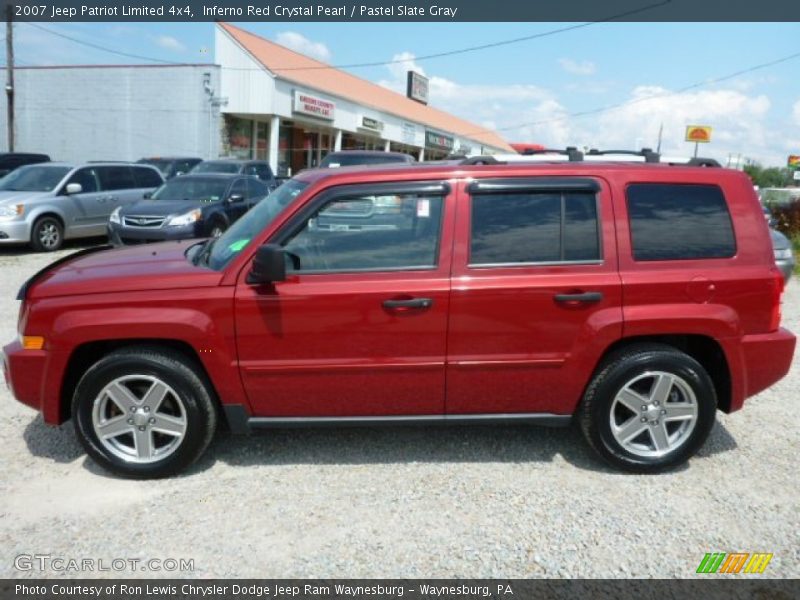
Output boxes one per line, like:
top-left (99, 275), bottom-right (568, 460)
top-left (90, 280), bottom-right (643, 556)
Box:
top-left (417, 198), bottom-right (430, 218)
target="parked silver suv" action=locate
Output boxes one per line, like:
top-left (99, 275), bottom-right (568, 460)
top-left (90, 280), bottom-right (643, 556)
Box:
top-left (0, 162), bottom-right (164, 251)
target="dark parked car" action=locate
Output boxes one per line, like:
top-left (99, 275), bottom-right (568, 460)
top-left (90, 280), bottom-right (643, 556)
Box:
top-left (137, 157), bottom-right (202, 180)
top-left (0, 153), bottom-right (50, 178)
top-left (191, 159), bottom-right (277, 188)
top-left (771, 228), bottom-right (796, 282)
top-left (319, 150), bottom-right (415, 169)
top-left (108, 174), bottom-right (270, 244)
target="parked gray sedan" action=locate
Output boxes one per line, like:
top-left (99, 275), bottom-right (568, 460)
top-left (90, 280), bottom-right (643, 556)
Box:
top-left (0, 162), bottom-right (163, 251)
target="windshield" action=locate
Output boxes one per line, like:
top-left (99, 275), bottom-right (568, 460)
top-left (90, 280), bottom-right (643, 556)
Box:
top-left (205, 180), bottom-right (308, 271)
top-left (0, 165), bottom-right (71, 192)
top-left (320, 154), bottom-right (408, 168)
top-left (192, 161), bottom-right (241, 174)
top-left (151, 177), bottom-right (230, 202)
top-left (138, 159), bottom-right (172, 175)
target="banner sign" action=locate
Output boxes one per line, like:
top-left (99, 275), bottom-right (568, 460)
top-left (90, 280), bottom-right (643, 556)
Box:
top-left (293, 91), bottom-right (335, 120)
top-left (685, 125), bottom-right (712, 143)
top-left (425, 130), bottom-right (454, 151)
top-left (788, 155), bottom-right (800, 169)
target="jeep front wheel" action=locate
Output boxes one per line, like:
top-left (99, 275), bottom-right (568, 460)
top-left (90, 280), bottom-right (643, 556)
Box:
top-left (72, 346), bottom-right (217, 478)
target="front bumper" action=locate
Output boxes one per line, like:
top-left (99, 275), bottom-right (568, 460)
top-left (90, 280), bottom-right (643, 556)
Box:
top-left (108, 222), bottom-right (200, 245)
top-left (3, 338), bottom-right (47, 413)
top-left (0, 219), bottom-right (32, 244)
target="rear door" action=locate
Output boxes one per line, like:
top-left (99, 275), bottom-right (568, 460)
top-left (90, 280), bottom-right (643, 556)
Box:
top-left (446, 176), bottom-right (623, 416)
top-left (96, 166), bottom-right (140, 215)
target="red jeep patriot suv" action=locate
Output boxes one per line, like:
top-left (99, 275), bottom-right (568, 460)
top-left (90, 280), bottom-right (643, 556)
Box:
top-left (3, 151), bottom-right (795, 477)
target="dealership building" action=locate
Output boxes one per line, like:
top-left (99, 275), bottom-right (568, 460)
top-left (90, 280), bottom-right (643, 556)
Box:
top-left (0, 23), bottom-right (512, 175)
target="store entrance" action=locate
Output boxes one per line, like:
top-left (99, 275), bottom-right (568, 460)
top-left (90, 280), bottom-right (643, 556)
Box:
top-left (283, 125), bottom-right (333, 176)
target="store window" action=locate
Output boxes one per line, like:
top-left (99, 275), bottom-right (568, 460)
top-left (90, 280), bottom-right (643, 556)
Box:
top-left (226, 116), bottom-right (253, 159)
top-left (256, 122), bottom-right (268, 161)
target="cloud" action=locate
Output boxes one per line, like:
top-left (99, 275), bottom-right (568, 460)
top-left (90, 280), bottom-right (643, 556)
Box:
top-left (558, 58), bottom-right (596, 76)
top-left (275, 32), bottom-right (332, 63)
top-left (153, 35), bottom-right (186, 53)
top-left (377, 51), bottom-right (786, 165)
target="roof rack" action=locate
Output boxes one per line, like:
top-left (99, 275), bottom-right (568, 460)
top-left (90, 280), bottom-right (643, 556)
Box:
top-left (456, 148), bottom-right (721, 167)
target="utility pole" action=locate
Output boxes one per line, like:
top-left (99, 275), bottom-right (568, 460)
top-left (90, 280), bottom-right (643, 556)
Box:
top-left (5, 7), bottom-right (14, 152)
top-left (656, 123), bottom-right (663, 154)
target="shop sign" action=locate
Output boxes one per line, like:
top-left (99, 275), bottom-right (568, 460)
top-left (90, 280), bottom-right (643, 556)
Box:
top-left (425, 130), bottom-right (454, 151)
top-left (293, 91), bottom-right (335, 120)
top-left (685, 125), bottom-right (712, 143)
top-left (407, 71), bottom-right (429, 105)
top-left (360, 116), bottom-right (384, 132)
top-left (787, 155), bottom-right (800, 169)
top-left (401, 122), bottom-right (418, 145)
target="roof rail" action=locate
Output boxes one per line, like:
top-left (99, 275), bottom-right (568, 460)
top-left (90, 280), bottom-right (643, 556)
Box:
top-left (456, 147), bottom-right (720, 168)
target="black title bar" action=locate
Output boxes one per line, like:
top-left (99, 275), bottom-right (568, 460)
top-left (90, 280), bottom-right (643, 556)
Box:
top-left (1, 0), bottom-right (799, 22)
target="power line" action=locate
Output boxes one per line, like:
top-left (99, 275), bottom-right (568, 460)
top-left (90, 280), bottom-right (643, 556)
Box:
top-left (455, 49), bottom-right (800, 138)
top-left (25, 1), bottom-right (669, 72)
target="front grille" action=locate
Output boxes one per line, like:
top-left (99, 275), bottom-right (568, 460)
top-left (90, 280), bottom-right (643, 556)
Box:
top-left (123, 215), bottom-right (166, 228)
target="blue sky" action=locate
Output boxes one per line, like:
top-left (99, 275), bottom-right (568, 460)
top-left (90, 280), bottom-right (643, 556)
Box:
top-left (6, 21), bottom-right (800, 165)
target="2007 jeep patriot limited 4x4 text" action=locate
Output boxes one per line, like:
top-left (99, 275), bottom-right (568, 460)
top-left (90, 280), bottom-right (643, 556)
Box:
top-left (3, 152), bottom-right (795, 477)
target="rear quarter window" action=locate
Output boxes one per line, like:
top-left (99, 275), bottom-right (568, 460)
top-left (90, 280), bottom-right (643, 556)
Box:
top-left (626, 183), bottom-right (736, 261)
top-left (132, 166), bottom-right (163, 188)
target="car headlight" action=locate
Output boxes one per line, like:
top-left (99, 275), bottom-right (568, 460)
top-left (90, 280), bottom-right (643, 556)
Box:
top-left (0, 204), bottom-right (24, 218)
top-left (109, 207), bottom-right (121, 224)
top-left (167, 209), bottom-right (202, 227)
top-left (774, 248), bottom-right (793, 260)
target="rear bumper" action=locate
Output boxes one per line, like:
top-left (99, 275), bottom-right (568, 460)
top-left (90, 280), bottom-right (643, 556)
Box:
top-left (2, 339), bottom-right (48, 413)
top-left (734, 327), bottom-right (796, 410)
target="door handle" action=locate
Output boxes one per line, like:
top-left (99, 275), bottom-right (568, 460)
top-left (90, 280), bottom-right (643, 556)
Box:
top-left (382, 297), bottom-right (433, 310)
top-left (554, 291), bottom-right (603, 304)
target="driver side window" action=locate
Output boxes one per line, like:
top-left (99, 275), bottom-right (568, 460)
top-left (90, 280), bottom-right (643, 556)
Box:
top-left (65, 168), bottom-right (100, 194)
top-left (283, 192), bottom-right (444, 273)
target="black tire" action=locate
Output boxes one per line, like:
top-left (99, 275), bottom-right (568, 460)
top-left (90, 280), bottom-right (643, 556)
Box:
top-left (30, 215), bottom-right (64, 252)
top-left (72, 346), bottom-right (217, 478)
top-left (578, 343), bottom-right (717, 473)
top-left (208, 220), bottom-right (227, 238)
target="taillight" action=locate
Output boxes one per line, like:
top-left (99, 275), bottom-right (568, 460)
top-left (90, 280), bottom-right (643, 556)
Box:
top-left (769, 268), bottom-right (784, 331)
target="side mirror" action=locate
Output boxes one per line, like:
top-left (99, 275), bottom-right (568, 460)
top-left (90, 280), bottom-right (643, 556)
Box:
top-left (227, 194), bottom-right (244, 203)
top-left (143, 191), bottom-right (152, 199)
top-left (247, 244), bottom-right (286, 284)
top-left (65, 183), bottom-right (82, 195)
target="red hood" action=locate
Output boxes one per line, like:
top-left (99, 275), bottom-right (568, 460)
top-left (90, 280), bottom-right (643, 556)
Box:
top-left (27, 242), bottom-right (223, 299)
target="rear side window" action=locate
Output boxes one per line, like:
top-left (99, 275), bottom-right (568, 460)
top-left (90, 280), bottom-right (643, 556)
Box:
top-left (470, 192), bottom-right (600, 265)
top-left (132, 167), bottom-right (163, 188)
top-left (97, 166), bottom-right (136, 191)
top-left (627, 184), bottom-right (735, 261)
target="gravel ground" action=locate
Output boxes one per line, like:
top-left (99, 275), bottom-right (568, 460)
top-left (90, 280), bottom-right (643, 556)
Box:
top-left (1, 242), bottom-right (798, 579)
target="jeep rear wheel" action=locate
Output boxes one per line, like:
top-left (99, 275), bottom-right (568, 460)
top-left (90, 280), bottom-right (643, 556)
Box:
top-left (72, 347), bottom-right (217, 478)
top-left (578, 344), bottom-right (717, 473)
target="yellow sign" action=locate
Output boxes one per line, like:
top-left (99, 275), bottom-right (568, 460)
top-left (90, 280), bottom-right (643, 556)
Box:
top-left (686, 125), bottom-right (713, 143)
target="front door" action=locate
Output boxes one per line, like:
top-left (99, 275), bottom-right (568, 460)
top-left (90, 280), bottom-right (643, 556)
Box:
top-left (235, 181), bottom-right (455, 417)
top-left (446, 176), bottom-right (623, 415)
top-left (60, 167), bottom-right (107, 236)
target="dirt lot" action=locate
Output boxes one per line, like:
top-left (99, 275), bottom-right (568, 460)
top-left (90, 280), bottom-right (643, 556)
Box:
top-left (1, 241), bottom-right (798, 579)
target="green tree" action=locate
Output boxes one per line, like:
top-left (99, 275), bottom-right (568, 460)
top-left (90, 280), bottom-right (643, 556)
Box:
top-left (743, 164), bottom-right (792, 188)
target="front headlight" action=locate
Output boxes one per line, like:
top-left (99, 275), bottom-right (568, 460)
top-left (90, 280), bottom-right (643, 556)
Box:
top-left (774, 248), bottom-right (793, 260)
top-left (109, 207), bottom-right (121, 224)
top-left (167, 209), bottom-right (202, 227)
top-left (0, 204), bottom-right (24, 218)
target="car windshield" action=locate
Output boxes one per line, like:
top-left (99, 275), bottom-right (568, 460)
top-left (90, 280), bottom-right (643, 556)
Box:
top-left (138, 159), bottom-right (172, 175)
top-left (320, 154), bottom-right (408, 168)
top-left (0, 165), bottom-right (71, 192)
top-left (151, 177), bottom-right (230, 202)
top-left (204, 180), bottom-right (308, 271)
top-left (192, 161), bottom-right (241, 174)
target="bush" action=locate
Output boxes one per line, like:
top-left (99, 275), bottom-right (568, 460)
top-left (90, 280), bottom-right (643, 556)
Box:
top-left (768, 199), bottom-right (800, 238)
